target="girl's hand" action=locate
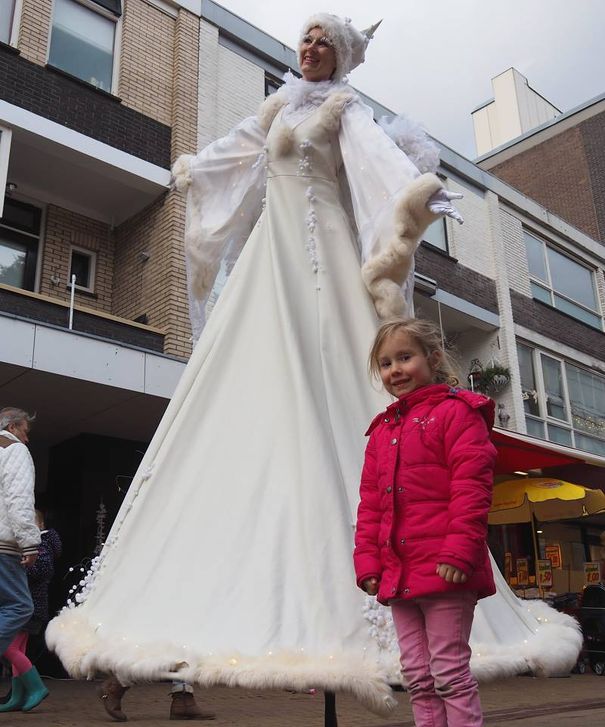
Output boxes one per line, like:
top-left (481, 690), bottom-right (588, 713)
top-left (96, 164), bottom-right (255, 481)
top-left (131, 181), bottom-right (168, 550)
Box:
top-left (436, 563), bottom-right (468, 583)
top-left (362, 577), bottom-right (380, 595)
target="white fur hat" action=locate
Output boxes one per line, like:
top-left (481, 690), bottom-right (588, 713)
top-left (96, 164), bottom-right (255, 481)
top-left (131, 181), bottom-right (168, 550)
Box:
top-left (299, 14), bottom-right (380, 80)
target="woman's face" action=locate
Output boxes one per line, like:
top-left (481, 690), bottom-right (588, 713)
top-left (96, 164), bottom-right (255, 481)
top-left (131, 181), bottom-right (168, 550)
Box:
top-left (299, 27), bottom-right (336, 82)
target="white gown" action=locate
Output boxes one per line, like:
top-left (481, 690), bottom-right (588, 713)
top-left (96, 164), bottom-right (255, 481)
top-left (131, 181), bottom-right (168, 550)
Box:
top-left (47, 77), bottom-right (581, 716)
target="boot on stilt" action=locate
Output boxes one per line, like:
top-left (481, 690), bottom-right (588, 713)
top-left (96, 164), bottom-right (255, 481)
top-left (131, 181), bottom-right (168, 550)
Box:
top-left (97, 675), bottom-right (129, 722)
top-left (170, 692), bottom-right (216, 720)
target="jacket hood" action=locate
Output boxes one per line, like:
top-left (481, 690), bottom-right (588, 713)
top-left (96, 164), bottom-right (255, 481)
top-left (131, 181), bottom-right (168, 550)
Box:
top-left (366, 384), bottom-right (495, 435)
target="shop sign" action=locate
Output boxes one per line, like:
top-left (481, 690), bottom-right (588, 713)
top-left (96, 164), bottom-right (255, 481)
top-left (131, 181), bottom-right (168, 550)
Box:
top-left (504, 552), bottom-right (512, 582)
top-left (584, 562), bottom-right (601, 584)
top-left (545, 544), bottom-right (562, 569)
top-left (516, 558), bottom-right (529, 586)
top-left (537, 559), bottom-right (553, 588)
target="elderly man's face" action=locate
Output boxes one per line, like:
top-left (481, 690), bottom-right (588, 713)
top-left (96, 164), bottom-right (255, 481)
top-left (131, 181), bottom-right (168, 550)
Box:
top-left (9, 420), bottom-right (30, 444)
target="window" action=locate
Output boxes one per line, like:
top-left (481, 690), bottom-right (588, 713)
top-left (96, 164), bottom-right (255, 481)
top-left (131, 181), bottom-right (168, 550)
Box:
top-left (0, 1), bottom-right (16, 45)
top-left (48, 0), bottom-right (120, 93)
top-left (423, 217), bottom-right (448, 252)
top-left (265, 75), bottom-right (283, 97)
top-left (517, 342), bottom-right (605, 456)
top-left (68, 246), bottom-right (96, 292)
top-left (0, 198), bottom-right (42, 292)
top-left (524, 230), bottom-right (601, 329)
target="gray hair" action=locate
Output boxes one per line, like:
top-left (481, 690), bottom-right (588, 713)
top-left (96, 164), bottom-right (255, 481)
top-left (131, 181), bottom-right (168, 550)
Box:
top-left (0, 407), bottom-right (36, 431)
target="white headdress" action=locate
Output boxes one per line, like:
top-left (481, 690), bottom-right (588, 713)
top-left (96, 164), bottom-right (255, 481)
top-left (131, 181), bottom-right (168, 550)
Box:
top-left (299, 14), bottom-right (381, 80)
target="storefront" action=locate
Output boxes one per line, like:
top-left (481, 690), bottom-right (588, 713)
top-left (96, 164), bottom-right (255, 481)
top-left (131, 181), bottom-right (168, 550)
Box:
top-left (489, 427), bottom-right (605, 595)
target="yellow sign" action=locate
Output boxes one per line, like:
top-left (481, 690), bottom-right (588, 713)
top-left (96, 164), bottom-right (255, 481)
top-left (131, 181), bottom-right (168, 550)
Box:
top-left (545, 544), bottom-right (562, 569)
top-left (537, 559), bottom-right (553, 588)
top-left (584, 562), bottom-right (601, 584)
top-left (516, 558), bottom-right (529, 586)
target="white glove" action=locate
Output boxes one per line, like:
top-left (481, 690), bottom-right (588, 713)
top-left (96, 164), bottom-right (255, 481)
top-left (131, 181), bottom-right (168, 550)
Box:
top-left (426, 189), bottom-right (464, 224)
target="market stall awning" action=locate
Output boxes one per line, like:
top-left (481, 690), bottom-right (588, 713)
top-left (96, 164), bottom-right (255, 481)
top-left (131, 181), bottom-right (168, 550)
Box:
top-left (492, 428), bottom-right (605, 475)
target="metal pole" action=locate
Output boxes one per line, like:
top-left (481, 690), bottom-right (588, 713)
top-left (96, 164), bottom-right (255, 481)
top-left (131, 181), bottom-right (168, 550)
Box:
top-left (68, 273), bottom-right (76, 330)
top-left (324, 691), bottom-right (338, 727)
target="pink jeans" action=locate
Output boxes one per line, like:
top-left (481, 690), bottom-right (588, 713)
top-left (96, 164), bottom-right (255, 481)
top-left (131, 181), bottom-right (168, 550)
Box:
top-left (391, 591), bottom-right (482, 727)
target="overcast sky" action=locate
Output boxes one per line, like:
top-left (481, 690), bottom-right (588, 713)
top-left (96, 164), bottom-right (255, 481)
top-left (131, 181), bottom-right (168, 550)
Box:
top-left (214, 0), bottom-right (604, 159)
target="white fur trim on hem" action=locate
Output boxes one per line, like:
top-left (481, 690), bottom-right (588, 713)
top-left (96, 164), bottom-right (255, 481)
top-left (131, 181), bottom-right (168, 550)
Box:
top-left (46, 608), bottom-right (398, 717)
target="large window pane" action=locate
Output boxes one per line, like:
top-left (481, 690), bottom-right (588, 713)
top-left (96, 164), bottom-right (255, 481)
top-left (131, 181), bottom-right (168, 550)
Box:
top-left (525, 417), bottom-right (544, 438)
top-left (530, 281), bottom-right (552, 305)
top-left (517, 344), bottom-right (540, 416)
top-left (524, 231), bottom-right (548, 281)
top-left (0, 1), bottom-right (15, 44)
top-left (567, 364), bottom-right (605, 441)
top-left (541, 355), bottom-right (568, 421)
top-left (0, 238), bottom-right (26, 287)
top-left (574, 431), bottom-right (605, 457)
top-left (547, 424), bottom-right (573, 446)
top-left (49, 0), bottom-right (115, 92)
top-left (553, 295), bottom-right (602, 329)
top-left (423, 218), bottom-right (448, 251)
top-left (547, 246), bottom-right (597, 310)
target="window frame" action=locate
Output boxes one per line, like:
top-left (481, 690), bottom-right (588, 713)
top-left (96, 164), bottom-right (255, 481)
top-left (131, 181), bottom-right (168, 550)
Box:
top-left (0, 196), bottom-right (44, 293)
top-left (422, 216), bottom-right (449, 254)
top-left (68, 244), bottom-right (97, 293)
top-left (0, 126), bottom-right (12, 218)
top-left (524, 229), bottom-right (602, 329)
top-left (48, 0), bottom-right (122, 95)
top-left (517, 341), bottom-right (605, 455)
top-left (0, 0), bottom-right (22, 47)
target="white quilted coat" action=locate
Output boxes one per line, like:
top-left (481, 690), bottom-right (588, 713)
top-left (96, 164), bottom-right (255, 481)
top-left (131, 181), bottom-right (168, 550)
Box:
top-left (0, 430), bottom-right (40, 556)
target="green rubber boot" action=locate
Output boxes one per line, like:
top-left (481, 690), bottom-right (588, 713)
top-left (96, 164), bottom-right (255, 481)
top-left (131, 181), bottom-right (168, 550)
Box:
top-left (0, 677), bottom-right (25, 712)
top-left (20, 667), bottom-right (49, 712)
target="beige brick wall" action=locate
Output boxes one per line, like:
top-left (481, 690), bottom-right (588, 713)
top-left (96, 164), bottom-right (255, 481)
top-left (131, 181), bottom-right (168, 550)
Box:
top-left (18, 0), bottom-right (52, 65)
top-left (118, 0), bottom-right (175, 126)
top-left (113, 191), bottom-right (191, 359)
top-left (171, 7), bottom-right (199, 159)
top-left (39, 206), bottom-right (115, 313)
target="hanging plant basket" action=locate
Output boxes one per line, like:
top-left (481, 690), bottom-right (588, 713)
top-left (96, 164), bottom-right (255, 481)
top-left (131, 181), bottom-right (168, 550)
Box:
top-left (477, 365), bottom-right (511, 395)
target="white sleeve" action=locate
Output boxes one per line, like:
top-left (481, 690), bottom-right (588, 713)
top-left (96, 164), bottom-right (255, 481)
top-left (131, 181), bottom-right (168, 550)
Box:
top-left (173, 115), bottom-right (268, 340)
top-left (339, 99), bottom-right (443, 319)
top-left (2, 444), bottom-right (40, 553)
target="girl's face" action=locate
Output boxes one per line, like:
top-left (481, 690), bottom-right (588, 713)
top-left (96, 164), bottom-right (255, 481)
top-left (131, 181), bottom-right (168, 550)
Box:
top-left (377, 329), bottom-right (438, 397)
top-left (299, 27), bottom-right (336, 82)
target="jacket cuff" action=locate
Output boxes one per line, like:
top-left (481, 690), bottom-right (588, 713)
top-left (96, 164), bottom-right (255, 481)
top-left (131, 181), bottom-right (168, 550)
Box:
top-left (356, 572), bottom-right (381, 589)
top-left (21, 545), bottom-right (39, 556)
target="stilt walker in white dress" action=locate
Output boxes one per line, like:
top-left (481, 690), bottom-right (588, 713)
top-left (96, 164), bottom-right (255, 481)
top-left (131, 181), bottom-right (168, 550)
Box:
top-left (47, 12), bottom-right (581, 716)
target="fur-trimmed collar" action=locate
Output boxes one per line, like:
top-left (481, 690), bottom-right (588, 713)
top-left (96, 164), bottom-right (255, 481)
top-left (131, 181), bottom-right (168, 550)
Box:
top-left (277, 72), bottom-right (350, 110)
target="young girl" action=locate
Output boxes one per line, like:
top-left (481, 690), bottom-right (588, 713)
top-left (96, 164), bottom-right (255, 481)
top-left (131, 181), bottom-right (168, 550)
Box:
top-left (354, 318), bottom-right (497, 727)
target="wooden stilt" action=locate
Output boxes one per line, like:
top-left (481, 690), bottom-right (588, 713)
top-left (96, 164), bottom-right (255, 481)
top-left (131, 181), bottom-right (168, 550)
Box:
top-left (324, 691), bottom-right (338, 726)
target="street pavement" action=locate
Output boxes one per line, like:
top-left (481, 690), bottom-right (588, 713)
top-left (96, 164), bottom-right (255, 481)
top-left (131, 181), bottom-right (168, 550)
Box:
top-left (2, 673), bottom-right (604, 726)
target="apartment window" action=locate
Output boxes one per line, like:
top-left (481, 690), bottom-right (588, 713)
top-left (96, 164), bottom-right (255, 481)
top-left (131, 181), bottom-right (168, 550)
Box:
top-left (524, 230), bottom-right (601, 329)
top-left (265, 75), bottom-right (283, 97)
top-left (68, 246), bottom-right (96, 292)
top-left (0, 198), bottom-right (42, 292)
top-left (423, 217), bottom-right (448, 252)
top-left (0, 1), bottom-right (16, 45)
top-left (517, 342), bottom-right (605, 456)
top-left (48, 0), bottom-right (121, 93)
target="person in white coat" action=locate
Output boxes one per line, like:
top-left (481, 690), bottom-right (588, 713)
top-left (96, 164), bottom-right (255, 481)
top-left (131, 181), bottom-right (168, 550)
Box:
top-left (0, 407), bottom-right (48, 712)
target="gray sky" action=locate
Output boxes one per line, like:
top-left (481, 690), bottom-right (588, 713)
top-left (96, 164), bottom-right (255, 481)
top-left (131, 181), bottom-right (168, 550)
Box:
top-left (214, 0), bottom-right (604, 159)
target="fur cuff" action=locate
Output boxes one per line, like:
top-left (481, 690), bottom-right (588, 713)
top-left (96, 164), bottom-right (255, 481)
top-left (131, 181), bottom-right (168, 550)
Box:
top-left (361, 173), bottom-right (443, 319)
top-left (171, 154), bottom-right (194, 192)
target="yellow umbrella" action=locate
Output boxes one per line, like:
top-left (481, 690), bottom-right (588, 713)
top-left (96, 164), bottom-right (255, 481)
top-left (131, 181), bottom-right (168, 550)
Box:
top-left (489, 477), bottom-right (605, 525)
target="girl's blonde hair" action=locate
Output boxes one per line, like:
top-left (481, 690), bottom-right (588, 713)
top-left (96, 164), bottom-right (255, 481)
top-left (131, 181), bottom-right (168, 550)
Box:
top-left (368, 318), bottom-right (460, 386)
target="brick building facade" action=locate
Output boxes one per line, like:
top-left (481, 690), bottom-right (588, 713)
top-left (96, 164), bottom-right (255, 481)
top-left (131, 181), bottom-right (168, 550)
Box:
top-left (477, 95), bottom-right (605, 246)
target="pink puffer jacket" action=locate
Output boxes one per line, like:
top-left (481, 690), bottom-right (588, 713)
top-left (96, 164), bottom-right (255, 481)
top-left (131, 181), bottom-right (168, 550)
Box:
top-left (354, 384), bottom-right (497, 605)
